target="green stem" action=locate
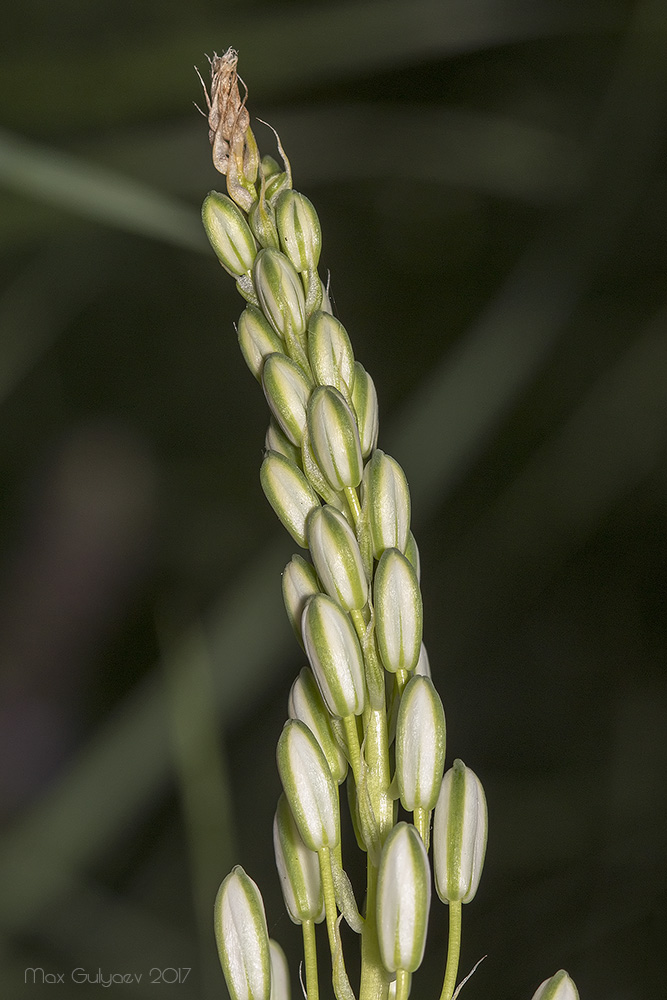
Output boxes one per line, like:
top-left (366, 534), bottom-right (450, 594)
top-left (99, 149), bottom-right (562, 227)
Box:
top-left (342, 713), bottom-right (362, 785)
top-left (413, 806), bottom-right (430, 850)
top-left (318, 846), bottom-right (338, 957)
top-left (344, 486), bottom-right (361, 527)
top-left (395, 669), bottom-right (409, 698)
top-left (302, 919), bottom-right (319, 1000)
top-left (394, 969), bottom-right (410, 1000)
top-left (359, 856), bottom-right (389, 1000)
top-left (439, 900), bottom-right (462, 1000)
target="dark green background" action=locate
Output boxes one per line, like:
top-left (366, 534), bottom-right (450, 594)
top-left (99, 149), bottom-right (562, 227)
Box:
top-left (1, 1), bottom-right (665, 997)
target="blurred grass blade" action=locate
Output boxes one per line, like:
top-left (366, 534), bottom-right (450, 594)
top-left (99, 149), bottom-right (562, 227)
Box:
top-left (0, 128), bottom-right (206, 251)
top-left (0, 2), bottom-right (623, 132)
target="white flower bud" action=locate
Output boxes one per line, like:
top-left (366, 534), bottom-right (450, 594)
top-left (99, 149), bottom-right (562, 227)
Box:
top-left (351, 363), bottom-right (379, 459)
top-left (307, 386), bottom-right (363, 491)
top-left (433, 759), bottom-right (487, 904)
top-left (269, 940), bottom-right (290, 1000)
top-left (276, 719), bottom-right (340, 852)
top-left (276, 190), bottom-right (322, 272)
top-left (307, 505), bottom-right (368, 612)
top-left (266, 417), bottom-right (302, 466)
top-left (376, 823), bottom-right (431, 973)
top-left (307, 312), bottom-right (355, 399)
top-left (237, 305), bottom-right (284, 381)
top-left (260, 451), bottom-right (320, 547)
top-left (302, 593), bottom-right (366, 718)
top-left (202, 192), bottom-right (257, 276)
top-left (530, 971), bottom-right (580, 1000)
top-left (404, 531), bottom-right (420, 582)
top-left (301, 427), bottom-right (347, 512)
top-left (395, 676), bottom-right (446, 812)
top-left (374, 548), bottom-right (423, 673)
top-left (288, 666), bottom-right (348, 783)
top-left (249, 194), bottom-right (280, 252)
top-left (282, 555), bottom-right (321, 646)
top-left (365, 450), bottom-right (411, 558)
top-left (214, 866), bottom-right (271, 1000)
top-left (254, 248), bottom-right (307, 343)
top-left (273, 793), bottom-right (325, 925)
top-left (262, 353), bottom-right (312, 447)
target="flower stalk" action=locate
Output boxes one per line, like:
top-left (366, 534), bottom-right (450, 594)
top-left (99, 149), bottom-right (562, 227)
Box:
top-left (201, 46), bottom-right (580, 1000)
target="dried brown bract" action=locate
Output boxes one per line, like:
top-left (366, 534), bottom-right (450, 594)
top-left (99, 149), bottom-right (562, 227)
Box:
top-left (197, 47), bottom-right (258, 211)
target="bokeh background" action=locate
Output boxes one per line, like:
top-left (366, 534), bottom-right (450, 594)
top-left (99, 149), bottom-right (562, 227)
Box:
top-left (1, 1), bottom-right (666, 997)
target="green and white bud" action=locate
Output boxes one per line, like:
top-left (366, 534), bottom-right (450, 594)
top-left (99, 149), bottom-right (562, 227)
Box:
top-left (307, 386), bottom-right (363, 491)
top-left (214, 866), bottom-right (271, 1000)
top-left (237, 305), bottom-right (284, 381)
top-left (269, 940), bottom-right (290, 1000)
top-left (249, 192), bottom-right (280, 251)
top-left (301, 427), bottom-right (347, 511)
top-left (376, 823), bottom-right (431, 974)
top-left (307, 312), bottom-right (355, 399)
top-left (282, 556), bottom-right (321, 646)
top-left (307, 505), bottom-right (368, 612)
top-left (276, 190), bottom-right (322, 272)
top-left (262, 353), bottom-right (312, 447)
top-left (288, 667), bottom-right (348, 783)
top-left (266, 417), bottom-right (302, 466)
top-left (395, 676), bottom-right (446, 812)
top-left (433, 759), bottom-right (488, 904)
top-left (414, 642), bottom-right (431, 678)
top-left (404, 531), bottom-right (420, 582)
top-left (260, 451), bottom-right (320, 547)
top-left (374, 548), bottom-right (423, 674)
top-left (365, 450), bottom-right (411, 558)
top-left (253, 248), bottom-right (307, 348)
top-left (302, 593), bottom-right (365, 718)
top-left (351, 363), bottom-right (379, 459)
top-left (273, 793), bottom-right (325, 924)
top-left (530, 971), bottom-right (580, 1000)
top-left (276, 719), bottom-right (340, 852)
top-left (202, 191), bottom-right (257, 277)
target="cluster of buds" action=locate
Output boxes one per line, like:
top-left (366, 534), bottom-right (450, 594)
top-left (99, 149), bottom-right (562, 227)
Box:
top-left (200, 48), bottom-right (580, 1000)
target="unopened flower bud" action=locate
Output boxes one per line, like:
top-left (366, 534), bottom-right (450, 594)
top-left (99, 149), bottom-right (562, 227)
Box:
top-left (301, 427), bottom-right (347, 511)
top-left (282, 556), bottom-right (321, 646)
top-left (365, 450), bottom-right (411, 558)
top-left (266, 417), bottom-right (302, 466)
top-left (433, 759), bottom-right (487, 904)
top-left (351, 363), bottom-right (379, 458)
top-left (269, 940), bottom-right (290, 1000)
top-left (273, 793), bottom-right (325, 925)
top-left (260, 451), bottom-right (320, 547)
top-left (237, 305), bottom-right (284, 381)
top-left (302, 593), bottom-right (365, 717)
top-left (214, 866), bottom-right (271, 1000)
top-left (307, 386), bottom-right (363, 491)
top-left (288, 667), bottom-right (348, 783)
top-left (530, 971), bottom-right (580, 1000)
top-left (307, 312), bottom-right (355, 399)
top-left (395, 676), bottom-right (446, 812)
top-left (276, 190), bottom-right (322, 272)
top-left (277, 719), bottom-right (340, 851)
top-left (249, 193), bottom-right (280, 251)
top-left (404, 531), bottom-right (420, 581)
top-left (376, 823), bottom-right (431, 973)
top-left (374, 548), bottom-right (422, 673)
top-left (307, 506), bottom-right (368, 612)
top-left (202, 192), bottom-right (257, 276)
top-left (262, 353), bottom-right (312, 447)
top-left (254, 248), bottom-right (307, 345)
